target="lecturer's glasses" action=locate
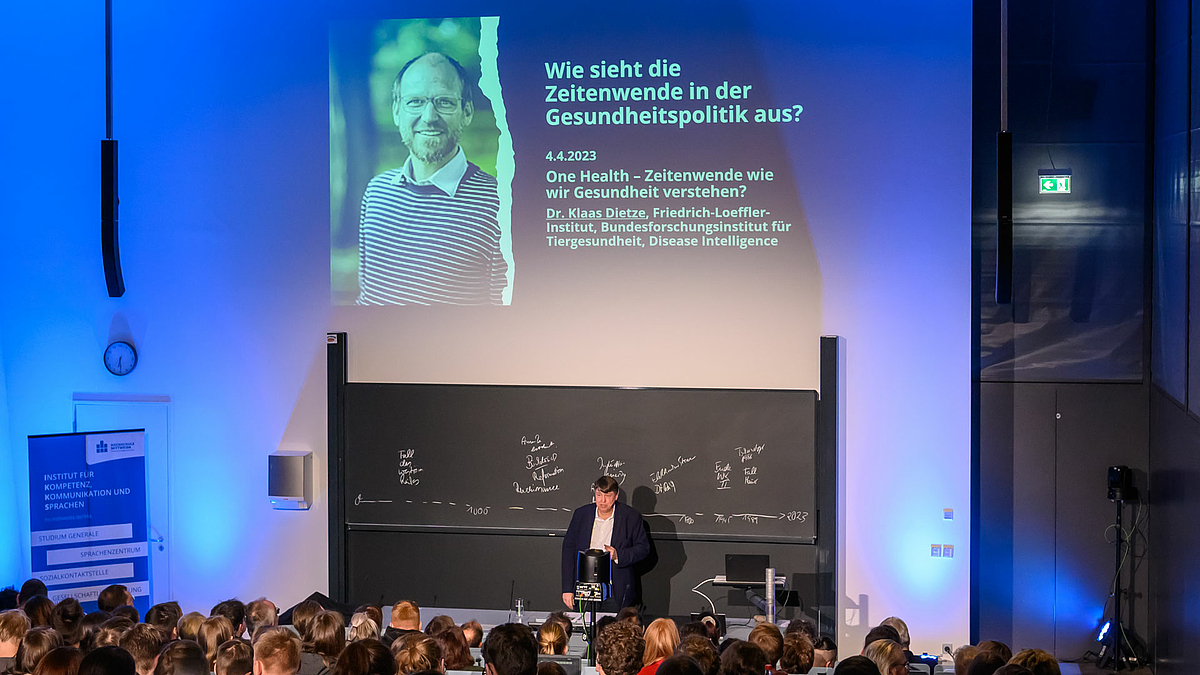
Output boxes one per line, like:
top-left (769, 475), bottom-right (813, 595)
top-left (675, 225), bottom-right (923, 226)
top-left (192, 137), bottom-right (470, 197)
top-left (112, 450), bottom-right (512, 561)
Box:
top-left (401, 96), bottom-right (462, 114)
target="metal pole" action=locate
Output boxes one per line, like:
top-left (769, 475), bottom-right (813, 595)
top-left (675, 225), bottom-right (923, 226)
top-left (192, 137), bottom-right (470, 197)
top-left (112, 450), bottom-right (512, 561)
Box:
top-left (765, 566), bottom-right (776, 624)
top-left (1113, 500), bottom-right (1123, 668)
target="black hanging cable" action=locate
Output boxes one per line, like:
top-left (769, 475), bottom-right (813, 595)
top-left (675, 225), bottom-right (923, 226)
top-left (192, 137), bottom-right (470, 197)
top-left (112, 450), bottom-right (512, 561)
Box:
top-left (106, 0), bottom-right (112, 140)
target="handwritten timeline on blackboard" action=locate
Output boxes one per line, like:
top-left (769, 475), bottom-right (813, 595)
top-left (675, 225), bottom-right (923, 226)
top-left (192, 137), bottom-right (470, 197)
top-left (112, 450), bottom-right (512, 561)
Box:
top-left (344, 384), bottom-right (818, 542)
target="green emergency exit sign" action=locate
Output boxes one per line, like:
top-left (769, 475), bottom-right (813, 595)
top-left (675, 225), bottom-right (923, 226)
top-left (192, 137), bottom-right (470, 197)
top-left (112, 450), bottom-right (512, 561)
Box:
top-left (1038, 169), bottom-right (1072, 194)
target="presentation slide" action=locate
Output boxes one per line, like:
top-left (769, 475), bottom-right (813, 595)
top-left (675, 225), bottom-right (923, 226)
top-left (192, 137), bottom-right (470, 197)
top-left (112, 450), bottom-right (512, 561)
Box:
top-left (330, 9), bottom-right (821, 308)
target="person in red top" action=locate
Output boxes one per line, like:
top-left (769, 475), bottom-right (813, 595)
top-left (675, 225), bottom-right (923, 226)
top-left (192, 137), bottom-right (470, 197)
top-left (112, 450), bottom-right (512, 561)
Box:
top-left (637, 619), bottom-right (679, 675)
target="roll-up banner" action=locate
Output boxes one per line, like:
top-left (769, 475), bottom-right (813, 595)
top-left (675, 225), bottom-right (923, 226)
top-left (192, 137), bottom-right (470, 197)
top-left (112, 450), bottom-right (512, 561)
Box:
top-left (27, 430), bottom-right (150, 613)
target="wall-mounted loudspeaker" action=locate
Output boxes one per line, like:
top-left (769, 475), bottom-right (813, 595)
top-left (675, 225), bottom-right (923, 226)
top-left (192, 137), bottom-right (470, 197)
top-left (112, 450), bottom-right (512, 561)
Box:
top-left (101, 139), bottom-right (124, 297)
top-left (269, 450), bottom-right (313, 510)
top-left (1107, 465), bottom-right (1137, 503)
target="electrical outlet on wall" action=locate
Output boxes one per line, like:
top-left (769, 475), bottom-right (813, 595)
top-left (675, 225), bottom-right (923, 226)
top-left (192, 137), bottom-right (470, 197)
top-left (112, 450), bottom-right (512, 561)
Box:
top-left (942, 643), bottom-right (953, 654)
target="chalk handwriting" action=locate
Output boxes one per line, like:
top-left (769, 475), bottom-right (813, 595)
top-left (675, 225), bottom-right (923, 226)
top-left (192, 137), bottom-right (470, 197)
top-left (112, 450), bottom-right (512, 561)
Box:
top-left (714, 461), bottom-right (732, 489)
top-left (514, 482), bottom-right (561, 494)
top-left (650, 454), bottom-right (697, 482)
top-left (737, 444), bottom-right (765, 462)
top-left (526, 452), bottom-right (559, 470)
top-left (532, 465), bottom-right (564, 485)
top-left (597, 457), bottom-right (628, 484)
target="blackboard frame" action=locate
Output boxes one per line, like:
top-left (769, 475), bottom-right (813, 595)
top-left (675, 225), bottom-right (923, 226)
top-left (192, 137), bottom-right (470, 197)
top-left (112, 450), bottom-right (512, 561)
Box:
top-left (327, 332), bottom-right (840, 627)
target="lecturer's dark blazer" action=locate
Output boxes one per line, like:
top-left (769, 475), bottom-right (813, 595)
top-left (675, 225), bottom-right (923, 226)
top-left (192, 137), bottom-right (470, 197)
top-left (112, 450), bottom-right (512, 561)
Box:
top-left (561, 501), bottom-right (650, 607)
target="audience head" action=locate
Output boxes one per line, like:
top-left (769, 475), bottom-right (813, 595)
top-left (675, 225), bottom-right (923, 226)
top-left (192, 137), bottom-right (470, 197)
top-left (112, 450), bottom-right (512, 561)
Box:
top-left (656, 656), bottom-right (703, 675)
top-left (252, 628), bottom-right (302, 675)
top-left (13, 627), bottom-right (63, 675)
top-left (290, 601), bottom-right (322, 641)
top-left (675, 636), bottom-right (718, 675)
top-left (392, 634), bottom-right (442, 675)
top-left (696, 613), bottom-right (722, 642)
top-left (156, 639), bottom-right (210, 675)
top-left (215, 639), bottom-right (254, 675)
top-left (595, 621), bottom-right (644, 675)
top-left (615, 608), bottom-right (642, 632)
top-left (460, 621), bottom-right (482, 649)
top-left (977, 640), bottom-right (1012, 662)
top-left (51, 599), bottom-right (85, 646)
top-left (355, 607), bottom-right (383, 633)
top-left (423, 616), bottom-right (454, 637)
top-left (482, 623), bottom-right (537, 675)
top-left (350, 613), bottom-right (381, 642)
top-left (678, 623), bottom-right (707, 642)
top-left (965, 651), bottom-right (1006, 675)
top-left (782, 619), bottom-right (816, 644)
top-left (334, 639), bottom-right (397, 675)
top-left (0, 589), bottom-right (18, 612)
top-left (992, 667), bottom-right (1033, 675)
top-left (120, 624), bottom-right (166, 675)
top-left (831, 655), bottom-right (880, 675)
top-left (745, 624), bottom-right (781, 667)
top-left (23, 596), bottom-right (55, 628)
top-left (433, 627), bottom-right (472, 670)
top-left (212, 600), bottom-right (247, 637)
top-left (812, 637), bottom-right (837, 668)
top-left (390, 602), bottom-right (421, 632)
top-left (80, 646), bottom-right (136, 675)
top-left (199, 616), bottom-right (236, 671)
top-left (717, 640), bottom-right (765, 675)
top-left (643, 618), bottom-right (681, 666)
top-left (111, 607), bottom-right (139, 625)
top-left (953, 646), bottom-right (980, 674)
top-left (0, 609), bottom-right (33, 654)
top-left (594, 617), bottom-right (616, 642)
top-left (535, 664), bottom-right (566, 675)
top-left (861, 626), bottom-right (900, 654)
top-left (543, 614), bottom-right (572, 640)
top-left (32, 646), bottom-right (82, 675)
top-left (1006, 649), bottom-right (1060, 675)
top-left (244, 600), bottom-right (278, 638)
top-left (89, 624), bottom-right (126, 651)
top-left (306, 611), bottom-right (346, 666)
top-left (95, 587), bottom-right (132, 614)
top-left (877, 618), bottom-right (909, 651)
top-left (78, 612), bottom-right (110, 651)
top-left (862, 639), bottom-right (906, 675)
top-left (536, 621), bottom-right (567, 656)
top-left (177, 613), bottom-right (204, 642)
top-left (778, 634), bottom-right (813, 674)
top-left (19, 580), bottom-right (48, 605)
top-left (145, 603), bottom-right (182, 640)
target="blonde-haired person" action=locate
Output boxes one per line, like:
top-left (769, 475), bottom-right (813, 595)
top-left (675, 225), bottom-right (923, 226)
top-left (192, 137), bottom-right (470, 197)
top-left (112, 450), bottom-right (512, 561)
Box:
top-left (537, 622), bottom-right (567, 656)
top-left (178, 613), bottom-right (206, 642)
top-left (638, 619), bottom-right (679, 675)
top-left (349, 614), bottom-right (380, 643)
top-left (862, 639), bottom-right (907, 675)
top-left (0, 610), bottom-right (32, 671)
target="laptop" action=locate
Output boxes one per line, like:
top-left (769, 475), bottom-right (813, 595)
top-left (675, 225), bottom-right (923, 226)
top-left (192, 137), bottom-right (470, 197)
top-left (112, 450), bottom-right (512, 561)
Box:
top-left (725, 554), bottom-right (770, 584)
top-left (538, 654), bottom-right (583, 675)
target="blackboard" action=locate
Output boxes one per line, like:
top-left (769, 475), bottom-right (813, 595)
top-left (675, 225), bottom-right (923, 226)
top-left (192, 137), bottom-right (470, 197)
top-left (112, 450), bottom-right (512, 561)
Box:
top-left (343, 383), bottom-right (817, 542)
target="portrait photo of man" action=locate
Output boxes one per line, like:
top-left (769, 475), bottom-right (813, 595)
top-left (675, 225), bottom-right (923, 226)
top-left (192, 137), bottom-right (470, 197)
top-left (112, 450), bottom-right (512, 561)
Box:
top-left (330, 18), bottom-right (511, 306)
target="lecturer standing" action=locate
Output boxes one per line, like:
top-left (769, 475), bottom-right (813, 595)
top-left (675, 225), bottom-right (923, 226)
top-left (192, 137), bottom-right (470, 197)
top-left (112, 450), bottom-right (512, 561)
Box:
top-left (561, 476), bottom-right (650, 610)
